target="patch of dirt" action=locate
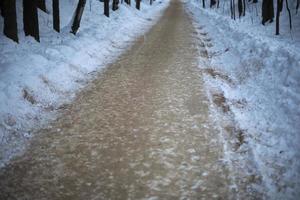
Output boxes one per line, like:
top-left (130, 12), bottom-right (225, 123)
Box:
top-left (224, 125), bottom-right (247, 151)
top-left (203, 38), bottom-right (212, 42)
top-left (43, 105), bottom-right (55, 112)
top-left (40, 75), bottom-right (49, 85)
top-left (3, 114), bottom-right (16, 127)
top-left (22, 89), bottom-right (36, 105)
top-left (39, 75), bottom-right (66, 95)
top-left (212, 92), bottom-right (230, 113)
top-left (200, 49), bottom-right (208, 58)
top-left (202, 68), bottom-right (234, 84)
top-left (206, 43), bottom-right (213, 48)
top-left (231, 98), bottom-right (247, 109)
top-left (246, 174), bottom-right (263, 185)
top-left (198, 42), bottom-right (205, 47)
top-left (236, 129), bottom-right (246, 150)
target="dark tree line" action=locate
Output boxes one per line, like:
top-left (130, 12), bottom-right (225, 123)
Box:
top-left (0, 0), bottom-right (155, 43)
top-left (200, 0), bottom-right (296, 35)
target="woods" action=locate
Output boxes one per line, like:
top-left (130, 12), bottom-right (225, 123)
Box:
top-left (0, 0), bottom-right (155, 43)
top-left (200, 0), bottom-right (297, 35)
top-left (1, 0), bottom-right (297, 43)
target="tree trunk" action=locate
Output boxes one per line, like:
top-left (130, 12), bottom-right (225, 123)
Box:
top-left (202, 0), bottom-right (205, 8)
top-left (0, 1), bottom-right (3, 17)
top-left (53, 0), bottom-right (60, 32)
top-left (1, 0), bottom-right (18, 43)
top-left (285, 0), bottom-right (292, 30)
top-left (243, 0), bottom-right (246, 16)
top-left (125, 0), bottom-right (131, 5)
top-left (230, 0), bottom-right (233, 18)
top-left (230, 0), bottom-right (236, 20)
top-left (210, 0), bottom-right (216, 8)
top-left (23, 0), bottom-right (40, 42)
top-left (37, 0), bottom-right (47, 12)
top-left (104, 0), bottom-right (109, 17)
top-left (150, 0), bottom-right (153, 5)
top-left (275, 0), bottom-right (283, 34)
top-left (233, 0), bottom-right (236, 20)
top-left (238, 0), bottom-right (243, 17)
top-left (136, 0), bottom-right (141, 10)
top-left (70, 0), bottom-right (86, 35)
top-left (262, 0), bottom-right (274, 25)
top-left (112, 0), bottom-right (119, 11)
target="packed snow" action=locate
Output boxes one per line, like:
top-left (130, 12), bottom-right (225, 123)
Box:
top-left (0, 0), bottom-right (170, 168)
top-left (185, 0), bottom-right (300, 199)
top-left (1, 0), bottom-right (300, 198)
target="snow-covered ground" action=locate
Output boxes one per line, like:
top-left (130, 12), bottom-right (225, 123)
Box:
top-left (0, 0), bottom-right (170, 168)
top-left (185, 0), bottom-right (300, 199)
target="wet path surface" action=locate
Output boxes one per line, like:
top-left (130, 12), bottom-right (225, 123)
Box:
top-left (0, 1), bottom-right (233, 199)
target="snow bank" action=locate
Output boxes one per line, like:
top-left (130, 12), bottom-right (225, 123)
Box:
top-left (185, 0), bottom-right (300, 199)
top-left (0, 0), bottom-right (170, 168)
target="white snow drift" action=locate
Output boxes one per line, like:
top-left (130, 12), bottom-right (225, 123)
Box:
top-left (0, 0), bottom-right (170, 168)
top-left (185, 0), bottom-right (300, 199)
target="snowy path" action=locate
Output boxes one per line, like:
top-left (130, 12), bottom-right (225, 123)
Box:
top-left (0, 1), bottom-right (233, 199)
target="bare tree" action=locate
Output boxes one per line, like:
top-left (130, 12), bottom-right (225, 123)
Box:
top-left (262, 0), bottom-right (274, 25)
top-left (23, 0), bottom-right (40, 42)
top-left (243, 0), bottom-right (246, 16)
top-left (239, 0), bottom-right (246, 16)
top-left (37, 0), bottom-right (47, 12)
top-left (113, 0), bottom-right (119, 11)
top-left (276, 0), bottom-right (282, 34)
top-left (125, 0), bottom-right (131, 5)
top-left (210, 0), bottom-right (216, 8)
top-left (1, 0), bottom-right (18, 43)
top-left (238, 0), bottom-right (246, 17)
top-left (53, 0), bottom-right (60, 32)
top-left (71, 0), bottom-right (86, 35)
top-left (238, 0), bottom-right (243, 17)
top-left (230, 0), bottom-right (236, 20)
top-left (136, 0), bottom-right (141, 10)
top-left (285, 0), bottom-right (292, 30)
top-left (276, 0), bottom-right (292, 35)
top-left (104, 0), bottom-right (109, 17)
